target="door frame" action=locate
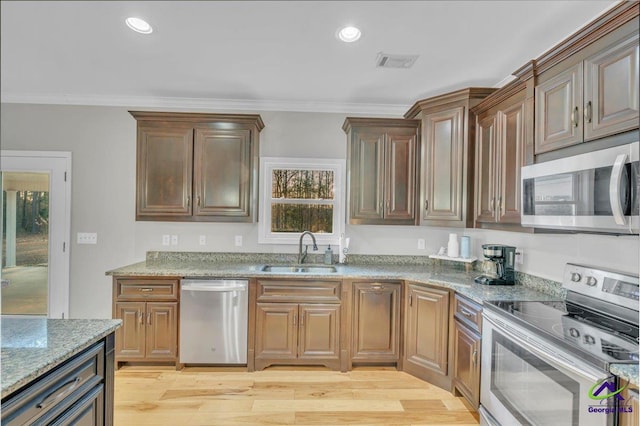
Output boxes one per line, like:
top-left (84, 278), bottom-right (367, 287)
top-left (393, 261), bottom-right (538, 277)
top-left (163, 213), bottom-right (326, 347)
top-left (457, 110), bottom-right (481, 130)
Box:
top-left (1, 150), bottom-right (71, 318)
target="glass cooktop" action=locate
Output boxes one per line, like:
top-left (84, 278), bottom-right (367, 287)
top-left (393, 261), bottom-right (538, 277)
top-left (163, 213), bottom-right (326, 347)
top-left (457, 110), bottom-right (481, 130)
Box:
top-left (485, 299), bottom-right (639, 368)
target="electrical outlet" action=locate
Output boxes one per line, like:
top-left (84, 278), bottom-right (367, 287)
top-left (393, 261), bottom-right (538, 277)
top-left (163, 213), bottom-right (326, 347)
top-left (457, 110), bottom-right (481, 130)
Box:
top-left (171, 235), bottom-right (178, 246)
top-left (199, 235), bottom-right (207, 246)
top-left (77, 232), bottom-right (97, 244)
top-left (162, 235), bottom-right (170, 246)
top-left (235, 235), bottom-right (243, 247)
top-left (515, 250), bottom-right (524, 265)
top-left (417, 239), bottom-right (425, 250)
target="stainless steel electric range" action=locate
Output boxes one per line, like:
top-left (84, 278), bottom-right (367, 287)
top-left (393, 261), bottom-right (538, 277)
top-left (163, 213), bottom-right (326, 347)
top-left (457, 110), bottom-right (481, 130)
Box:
top-left (480, 263), bottom-right (639, 426)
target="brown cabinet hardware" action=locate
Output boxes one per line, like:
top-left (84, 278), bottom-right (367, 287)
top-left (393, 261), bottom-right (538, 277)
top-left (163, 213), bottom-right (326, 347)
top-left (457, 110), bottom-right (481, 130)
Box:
top-left (584, 101), bottom-right (592, 123)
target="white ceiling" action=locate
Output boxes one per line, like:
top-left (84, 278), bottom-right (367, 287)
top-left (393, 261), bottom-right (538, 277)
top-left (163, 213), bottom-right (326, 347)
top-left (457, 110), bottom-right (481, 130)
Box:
top-left (0, 1), bottom-right (618, 114)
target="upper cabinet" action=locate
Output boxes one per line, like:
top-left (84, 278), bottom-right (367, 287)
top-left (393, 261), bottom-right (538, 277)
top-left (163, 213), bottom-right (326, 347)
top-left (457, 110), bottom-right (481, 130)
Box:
top-left (343, 118), bottom-right (420, 225)
top-left (535, 14), bottom-right (639, 154)
top-left (405, 88), bottom-right (496, 228)
top-left (131, 111), bottom-right (264, 222)
top-left (473, 80), bottom-right (530, 229)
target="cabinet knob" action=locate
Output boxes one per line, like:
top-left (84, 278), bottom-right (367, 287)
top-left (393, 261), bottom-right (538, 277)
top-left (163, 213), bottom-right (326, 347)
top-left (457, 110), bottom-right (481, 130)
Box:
top-left (571, 106), bottom-right (579, 128)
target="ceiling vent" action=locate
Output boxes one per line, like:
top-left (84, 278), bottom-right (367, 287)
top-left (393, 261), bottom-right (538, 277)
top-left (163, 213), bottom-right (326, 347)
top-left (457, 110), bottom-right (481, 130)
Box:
top-left (376, 53), bottom-right (419, 69)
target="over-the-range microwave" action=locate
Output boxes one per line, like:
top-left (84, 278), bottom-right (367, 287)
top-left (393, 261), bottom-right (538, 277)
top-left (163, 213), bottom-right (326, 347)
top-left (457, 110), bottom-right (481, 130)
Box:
top-left (521, 142), bottom-right (639, 234)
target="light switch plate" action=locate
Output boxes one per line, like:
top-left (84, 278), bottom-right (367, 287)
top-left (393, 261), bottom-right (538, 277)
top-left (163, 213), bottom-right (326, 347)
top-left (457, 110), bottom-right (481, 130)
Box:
top-left (77, 232), bottom-right (97, 244)
top-left (171, 235), bottom-right (178, 246)
top-left (199, 235), bottom-right (207, 245)
top-left (162, 235), bottom-right (170, 246)
top-left (417, 239), bottom-right (425, 250)
top-left (235, 235), bottom-right (243, 247)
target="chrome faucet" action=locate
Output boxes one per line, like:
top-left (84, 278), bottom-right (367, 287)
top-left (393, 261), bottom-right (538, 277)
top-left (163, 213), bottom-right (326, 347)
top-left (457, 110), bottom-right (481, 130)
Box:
top-left (298, 231), bottom-right (318, 264)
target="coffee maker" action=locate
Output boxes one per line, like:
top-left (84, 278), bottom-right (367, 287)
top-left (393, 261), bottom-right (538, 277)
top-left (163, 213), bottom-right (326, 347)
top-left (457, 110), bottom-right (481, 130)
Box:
top-left (474, 244), bottom-right (516, 285)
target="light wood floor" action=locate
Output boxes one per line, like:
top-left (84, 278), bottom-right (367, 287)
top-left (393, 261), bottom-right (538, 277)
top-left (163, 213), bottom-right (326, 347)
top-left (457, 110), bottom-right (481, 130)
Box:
top-left (114, 366), bottom-right (480, 425)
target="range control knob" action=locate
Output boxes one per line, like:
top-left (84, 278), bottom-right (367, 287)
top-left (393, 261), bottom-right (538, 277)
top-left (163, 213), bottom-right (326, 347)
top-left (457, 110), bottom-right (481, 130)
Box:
top-left (585, 276), bottom-right (598, 287)
top-left (584, 335), bottom-right (596, 345)
top-left (569, 328), bottom-right (580, 338)
top-left (570, 272), bottom-right (582, 282)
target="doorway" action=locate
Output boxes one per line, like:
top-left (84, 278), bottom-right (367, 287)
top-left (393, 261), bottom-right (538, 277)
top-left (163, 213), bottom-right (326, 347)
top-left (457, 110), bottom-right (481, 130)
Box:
top-left (1, 151), bottom-right (71, 318)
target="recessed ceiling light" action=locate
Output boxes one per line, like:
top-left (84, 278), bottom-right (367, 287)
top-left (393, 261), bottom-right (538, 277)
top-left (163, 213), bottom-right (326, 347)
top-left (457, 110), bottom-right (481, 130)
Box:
top-left (337, 26), bottom-right (361, 43)
top-left (125, 17), bottom-right (153, 34)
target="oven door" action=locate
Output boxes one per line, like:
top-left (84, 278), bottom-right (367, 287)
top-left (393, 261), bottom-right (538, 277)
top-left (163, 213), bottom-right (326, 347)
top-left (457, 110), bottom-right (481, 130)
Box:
top-left (481, 311), bottom-right (614, 426)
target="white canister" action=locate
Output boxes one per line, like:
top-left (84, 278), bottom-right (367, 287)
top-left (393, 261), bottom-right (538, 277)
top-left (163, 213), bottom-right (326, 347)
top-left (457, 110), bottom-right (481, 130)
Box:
top-left (447, 233), bottom-right (459, 258)
top-left (460, 236), bottom-right (470, 258)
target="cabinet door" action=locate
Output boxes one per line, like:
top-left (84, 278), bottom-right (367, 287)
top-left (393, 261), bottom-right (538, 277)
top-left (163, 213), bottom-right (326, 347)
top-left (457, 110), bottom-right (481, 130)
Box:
top-left (475, 115), bottom-right (497, 224)
top-left (404, 285), bottom-right (449, 376)
top-left (350, 130), bottom-right (385, 221)
top-left (385, 130), bottom-right (417, 222)
top-left (535, 62), bottom-right (584, 153)
top-left (498, 100), bottom-right (526, 224)
top-left (145, 302), bottom-right (178, 359)
top-left (298, 304), bottom-right (340, 359)
top-left (194, 128), bottom-right (252, 219)
top-left (351, 282), bottom-right (400, 361)
top-left (136, 127), bottom-right (193, 218)
top-left (453, 321), bottom-right (481, 409)
top-left (422, 107), bottom-right (464, 223)
top-left (255, 303), bottom-right (298, 360)
top-left (619, 384), bottom-right (639, 426)
top-left (584, 32), bottom-right (639, 141)
top-left (114, 302), bottom-right (146, 359)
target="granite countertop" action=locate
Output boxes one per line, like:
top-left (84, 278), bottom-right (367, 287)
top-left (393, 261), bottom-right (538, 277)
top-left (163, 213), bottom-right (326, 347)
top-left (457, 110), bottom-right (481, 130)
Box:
top-left (1, 318), bottom-right (122, 398)
top-left (107, 258), bottom-right (564, 305)
top-left (611, 364), bottom-right (639, 387)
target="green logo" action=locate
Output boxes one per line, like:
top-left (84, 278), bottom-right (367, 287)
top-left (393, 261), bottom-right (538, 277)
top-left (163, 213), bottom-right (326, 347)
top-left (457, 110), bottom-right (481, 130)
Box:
top-left (588, 377), bottom-right (626, 401)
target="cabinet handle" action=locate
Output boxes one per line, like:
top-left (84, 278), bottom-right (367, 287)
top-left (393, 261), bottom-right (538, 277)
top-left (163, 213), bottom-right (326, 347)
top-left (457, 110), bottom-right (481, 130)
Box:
top-left (371, 285), bottom-right (385, 291)
top-left (490, 198), bottom-right (495, 212)
top-left (472, 349), bottom-right (478, 366)
top-left (584, 101), bottom-right (592, 123)
top-left (139, 288), bottom-right (153, 292)
top-left (186, 196), bottom-right (191, 206)
top-left (138, 310), bottom-right (143, 325)
top-left (460, 307), bottom-right (474, 318)
top-left (37, 377), bottom-right (81, 409)
top-left (300, 314), bottom-right (304, 327)
top-left (497, 196), bottom-right (502, 211)
top-left (379, 201), bottom-right (384, 211)
top-left (293, 314), bottom-right (297, 327)
top-left (571, 106), bottom-right (579, 127)
top-left (147, 312), bottom-right (152, 326)
top-left (425, 200), bottom-right (429, 211)
top-left (197, 196), bottom-right (201, 207)
top-left (409, 294), bottom-right (413, 307)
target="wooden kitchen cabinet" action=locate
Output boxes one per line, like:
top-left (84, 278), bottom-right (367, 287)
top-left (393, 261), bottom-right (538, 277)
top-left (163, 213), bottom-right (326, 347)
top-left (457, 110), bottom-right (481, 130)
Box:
top-left (474, 81), bottom-right (528, 229)
top-left (342, 118), bottom-right (420, 225)
top-left (403, 283), bottom-right (451, 390)
top-left (131, 111), bottom-right (264, 222)
top-left (619, 381), bottom-right (639, 426)
top-left (452, 294), bottom-right (482, 410)
top-left (350, 281), bottom-right (401, 364)
top-left (535, 19), bottom-right (639, 154)
top-left (112, 277), bottom-right (179, 368)
top-left (254, 279), bottom-right (342, 370)
top-left (405, 88), bottom-right (496, 228)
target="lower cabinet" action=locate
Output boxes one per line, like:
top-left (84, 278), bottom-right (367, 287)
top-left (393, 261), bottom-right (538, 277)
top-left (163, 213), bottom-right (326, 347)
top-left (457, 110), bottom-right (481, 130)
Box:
top-left (350, 281), bottom-right (401, 364)
top-left (253, 279), bottom-right (342, 371)
top-left (452, 294), bottom-right (482, 409)
top-left (1, 336), bottom-right (115, 426)
top-left (112, 278), bottom-right (180, 367)
top-left (619, 381), bottom-right (639, 426)
top-left (403, 283), bottom-right (451, 390)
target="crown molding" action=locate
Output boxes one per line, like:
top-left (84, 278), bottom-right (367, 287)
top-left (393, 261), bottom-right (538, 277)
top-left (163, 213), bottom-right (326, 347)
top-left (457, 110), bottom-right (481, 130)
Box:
top-left (0, 92), bottom-right (410, 116)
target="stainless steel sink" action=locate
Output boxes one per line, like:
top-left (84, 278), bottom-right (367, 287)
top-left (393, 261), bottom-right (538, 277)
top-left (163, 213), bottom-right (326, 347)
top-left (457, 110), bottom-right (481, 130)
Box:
top-left (260, 264), bottom-right (337, 273)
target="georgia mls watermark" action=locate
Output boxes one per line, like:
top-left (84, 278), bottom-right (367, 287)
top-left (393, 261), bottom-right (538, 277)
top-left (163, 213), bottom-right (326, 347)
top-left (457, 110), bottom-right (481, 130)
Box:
top-left (587, 377), bottom-right (633, 415)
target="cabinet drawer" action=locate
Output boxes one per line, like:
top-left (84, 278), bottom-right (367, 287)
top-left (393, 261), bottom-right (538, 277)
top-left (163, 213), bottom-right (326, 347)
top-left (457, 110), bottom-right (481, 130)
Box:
top-left (115, 278), bottom-right (179, 301)
top-left (1, 341), bottom-right (104, 426)
top-left (454, 294), bottom-right (482, 332)
top-left (257, 280), bottom-right (341, 303)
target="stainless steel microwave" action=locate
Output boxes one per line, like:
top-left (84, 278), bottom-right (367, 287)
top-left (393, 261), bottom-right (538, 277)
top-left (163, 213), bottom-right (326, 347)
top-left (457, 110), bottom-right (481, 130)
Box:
top-left (521, 142), bottom-right (639, 234)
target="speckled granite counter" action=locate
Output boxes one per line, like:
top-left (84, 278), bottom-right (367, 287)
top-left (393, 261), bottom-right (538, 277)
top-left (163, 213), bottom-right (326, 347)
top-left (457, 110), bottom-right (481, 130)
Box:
top-left (611, 363), bottom-right (639, 386)
top-left (1, 318), bottom-right (122, 398)
top-left (106, 254), bottom-right (564, 305)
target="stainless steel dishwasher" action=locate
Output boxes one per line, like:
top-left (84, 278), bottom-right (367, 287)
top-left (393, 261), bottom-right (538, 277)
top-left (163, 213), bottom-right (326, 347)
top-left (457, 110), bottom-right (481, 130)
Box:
top-left (180, 279), bottom-right (248, 364)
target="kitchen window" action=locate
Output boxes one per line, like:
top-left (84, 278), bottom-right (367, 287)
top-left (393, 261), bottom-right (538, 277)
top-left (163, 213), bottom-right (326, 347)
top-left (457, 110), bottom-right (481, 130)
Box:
top-left (259, 157), bottom-right (344, 245)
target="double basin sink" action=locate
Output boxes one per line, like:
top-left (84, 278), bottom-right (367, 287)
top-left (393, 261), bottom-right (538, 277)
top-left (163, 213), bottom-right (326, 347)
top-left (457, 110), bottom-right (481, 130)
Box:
top-left (260, 264), bottom-right (337, 273)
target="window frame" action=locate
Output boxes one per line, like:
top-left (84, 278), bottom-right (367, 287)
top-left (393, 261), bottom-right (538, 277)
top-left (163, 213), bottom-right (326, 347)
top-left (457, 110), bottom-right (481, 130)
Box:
top-left (259, 157), bottom-right (345, 245)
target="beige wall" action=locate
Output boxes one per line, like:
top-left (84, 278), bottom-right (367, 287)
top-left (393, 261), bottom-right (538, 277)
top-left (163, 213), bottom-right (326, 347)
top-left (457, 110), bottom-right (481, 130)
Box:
top-left (1, 103), bottom-right (638, 318)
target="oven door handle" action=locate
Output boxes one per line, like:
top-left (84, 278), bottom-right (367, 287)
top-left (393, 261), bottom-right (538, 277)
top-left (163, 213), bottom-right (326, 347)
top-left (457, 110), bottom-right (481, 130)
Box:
top-left (609, 153), bottom-right (628, 226)
top-left (484, 313), bottom-right (605, 383)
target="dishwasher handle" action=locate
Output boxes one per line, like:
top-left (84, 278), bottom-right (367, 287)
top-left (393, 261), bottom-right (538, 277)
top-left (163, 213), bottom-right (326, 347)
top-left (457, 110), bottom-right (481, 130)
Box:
top-left (182, 283), bottom-right (247, 292)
